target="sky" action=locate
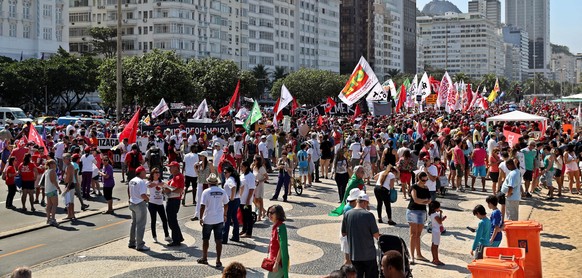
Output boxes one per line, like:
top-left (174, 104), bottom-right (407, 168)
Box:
top-left (416, 0), bottom-right (582, 55)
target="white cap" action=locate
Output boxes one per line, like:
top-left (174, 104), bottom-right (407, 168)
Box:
top-left (346, 188), bottom-right (361, 202)
top-left (357, 192), bottom-right (369, 202)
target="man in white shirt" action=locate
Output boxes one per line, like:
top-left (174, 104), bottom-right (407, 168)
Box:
top-left (258, 135), bottom-right (271, 172)
top-left (183, 145), bottom-right (199, 206)
top-left (212, 142), bottom-right (223, 168)
top-left (199, 173), bottom-right (229, 267)
top-left (266, 130), bottom-right (275, 164)
top-left (420, 156), bottom-right (439, 201)
top-left (349, 139), bottom-right (362, 168)
top-left (128, 166), bottom-right (150, 251)
top-left (187, 130), bottom-right (197, 152)
top-left (487, 133), bottom-right (498, 155)
top-left (309, 133), bottom-right (321, 182)
top-left (117, 138), bottom-right (128, 183)
top-left (53, 136), bottom-right (68, 176)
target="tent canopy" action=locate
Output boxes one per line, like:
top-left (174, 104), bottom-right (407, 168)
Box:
top-left (552, 93), bottom-right (582, 103)
top-left (486, 110), bottom-right (548, 123)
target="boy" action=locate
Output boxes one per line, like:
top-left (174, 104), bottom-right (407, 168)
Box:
top-left (486, 195), bottom-right (503, 247)
top-left (471, 205), bottom-right (491, 260)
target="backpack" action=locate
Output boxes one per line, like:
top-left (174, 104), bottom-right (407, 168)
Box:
top-left (248, 142), bottom-right (257, 156)
top-left (130, 152), bottom-right (140, 169)
top-left (149, 148), bottom-right (161, 167)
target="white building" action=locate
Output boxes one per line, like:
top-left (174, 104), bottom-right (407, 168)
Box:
top-left (576, 53), bottom-right (582, 84)
top-left (0, 0), bottom-right (68, 60)
top-left (68, 0), bottom-right (247, 66)
top-left (468, 0), bottom-right (500, 27)
top-left (372, 0), bottom-right (404, 80)
top-left (247, 0), bottom-right (340, 73)
top-left (502, 25), bottom-right (528, 81)
top-left (417, 12), bottom-right (505, 79)
top-left (551, 52), bottom-right (576, 84)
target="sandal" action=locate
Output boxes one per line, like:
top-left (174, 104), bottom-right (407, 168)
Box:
top-left (197, 258), bottom-right (208, 265)
top-left (216, 261), bottom-right (223, 268)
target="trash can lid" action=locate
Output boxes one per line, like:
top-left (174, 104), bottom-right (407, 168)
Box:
top-left (503, 220), bottom-right (543, 231)
top-left (468, 258), bottom-right (519, 270)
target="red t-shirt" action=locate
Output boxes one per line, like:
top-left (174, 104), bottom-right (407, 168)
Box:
top-left (19, 162), bottom-right (36, 181)
top-left (11, 147), bottom-right (29, 168)
top-left (5, 165), bottom-right (16, 185)
top-left (32, 152), bottom-right (47, 174)
top-left (169, 173), bottom-right (185, 199)
top-left (167, 145), bottom-right (177, 163)
top-left (124, 151), bottom-right (143, 171)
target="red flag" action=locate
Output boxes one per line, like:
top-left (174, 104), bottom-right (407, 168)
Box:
top-left (325, 97), bottom-right (336, 113)
top-left (28, 124), bottom-right (48, 155)
top-left (396, 84), bottom-right (406, 113)
top-left (273, 98), bottom-right (284, 122)
top-left (291, 98), bottom-right (299, 115)
top-left (416, 120), bottom-right (424, 139)
top-left (531, 96), bottom-right (538, 106)
top-left (503, 130), bottom-right (522, 147)
top-left (220, 80), bottom-right (240, 116)
top-left (317, 115), bottom-right (324, 126)
top-left (119, 108), bottom-right (140, 144)
top-left (351, 103), bottom-right (362, 122)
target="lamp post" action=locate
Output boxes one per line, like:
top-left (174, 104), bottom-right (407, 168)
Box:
top-left (115, 0), bottom-right (123, 121)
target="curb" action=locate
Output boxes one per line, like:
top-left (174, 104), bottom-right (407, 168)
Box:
top-left (0, 203), bottom-right (130, 240)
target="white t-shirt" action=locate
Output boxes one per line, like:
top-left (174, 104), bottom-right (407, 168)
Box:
top-left (224, 176), bottom-right (240, 200)
top-left (147, 181), bottom-right (165, 205)
top-left (187, 134), bottom-right (197, 148)
top-left (80, 154), bottom-right (96, 172)
top-left (499, 161), bottom-right (510, 175)
top-left (213, 149), bottom-right (223, 167)
top-left (258, 142), bottom-right (269, 159)
top-left (426, 164), bottom-right (438, 192)
top-left (376, 172), bottom-right (396, 190)
top-left (240, 172), bottom-right (256, 205)
top-left (54, 142), bottom-right (66, 159)
top-left (129, 177), bottom-right (147, 204)
top-left (66, 124), bottom-right (76, 136)
top-left (234, 141), bottom-right (244, 156)
top-left (349, 142), bottom-right (362, 159)
top-left (201, 186), bottom-right (229, 225)
top-left (362, 146), bottom-right (371, 162)
top-left (183, 153), bottom-right (199, 177)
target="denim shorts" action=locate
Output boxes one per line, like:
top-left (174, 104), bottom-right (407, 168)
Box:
top-left (46, 190), bottom-right (58, 197)
top-left (406, 209), bottom-right (427, 224)
top-left (202, 222), bottom-right (224, 241)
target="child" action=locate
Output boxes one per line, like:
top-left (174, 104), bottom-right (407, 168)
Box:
top-left (471, 205), bottom-right (491, 260)
top-left (486, 195), bottom-right (503, 247)
top-left (429, 201), bottom-right (446, 266)
top-left (434, 157), bottom-right (448, 196)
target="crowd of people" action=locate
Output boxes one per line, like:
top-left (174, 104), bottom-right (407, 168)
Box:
top-left (2, 100), bottom-right (580, 277)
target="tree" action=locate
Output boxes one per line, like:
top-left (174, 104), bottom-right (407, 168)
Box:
top-left (252, 64), bottom-right (270, 98)
top-left (453, 72), bottom-right (473, 86)
top-left (239, 70), bottom-right (259, 99)
top-left (271, 66), bottom-right (287, 85)
top-left (271, 68), bottom-right (348, 105)
top-left (387, 69), bottom-right (401, 78)
top-left (89, 27), bottom-right (117, 58)
top-left (99, 50), bottom-right (195, 107)
top-left (187, 58), bottom-right (242, 107)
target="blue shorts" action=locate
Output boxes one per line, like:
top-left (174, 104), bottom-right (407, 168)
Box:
top-left (491, 240), bottom-right (502, 247)
top-left (406, 209), bottom-right (426, 224)
top-left (473, 165), bottom-right (487, 177)
top-left (202, 222), bottom-right (224, 241)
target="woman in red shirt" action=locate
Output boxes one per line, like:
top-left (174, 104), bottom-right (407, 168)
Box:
top-left (33, 147), bottom-right (48, 206)
top-left (4, 156), bottom-right (17, 209)
top-left (18, 153), bottom-right (38, 212)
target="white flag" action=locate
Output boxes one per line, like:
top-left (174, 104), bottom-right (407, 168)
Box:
top-left (193, 99), bottom-right (208, 119)
top-left (407, 74), bottom-right (418, 108)
top-left (151, 98), bottom-right (169, 118)
top-left (417, 72), bottom-right (431, 100)
top-left (437, 72), bottom-right (452, 108)
top-left (366, 83), bottom-right (388, 101)
top-left (338, 56), bottom-right (380, 106)
top-left (277, 84), bottom-right (293, 115)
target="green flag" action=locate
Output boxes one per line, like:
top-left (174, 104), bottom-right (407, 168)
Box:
top-left (403, 78), bottom-right (411, 90)
top-left (243, 100), bottom-right (262, 133)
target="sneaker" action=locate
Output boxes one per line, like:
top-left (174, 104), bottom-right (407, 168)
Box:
top-left (191, 216), bottom-right (199, 221)
top-left (137, 246), bottom-right (150, 251)
top-left (81, 204), bottom-right (90, 210)
top-left (40, 200), bottom-right (46, 207)
top-left (525, 192), bottom-right (532, 198)
top-left (128, 244), bottom-right (136, 249)
top-left (165, 236), bottom-right (172, 242)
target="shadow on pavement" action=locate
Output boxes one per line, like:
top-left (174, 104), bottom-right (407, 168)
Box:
top-left (70, 219), bottom-right (96, 227)
top-left (540, 241), bottom-right (576, 251)
top-left (55, 225), bottom-right (78, 232)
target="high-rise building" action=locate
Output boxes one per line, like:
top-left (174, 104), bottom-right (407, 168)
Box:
top-left (502, 26), bottom-right (529, 81)
top-left (576, 54), bottom-right (582, 85)
top-left (0, 0), bottom-right (68, 60)
top-left (505, 0), bottom-right (550, 76)
top-left (402, 0), bottom-right (416, 73)
top-left (339, 0), bottom-right (371, 74)
top-left (550, 51), bottom-right (576, 85)
top-left (468, 0), bottom-right (500, 27)
top-left (417, 11), bottom-right (506, 79)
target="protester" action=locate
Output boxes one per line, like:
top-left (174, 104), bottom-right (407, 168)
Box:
top-left (128, 166), bottom-right (150, 251)
top-left (222, 166), bottom-right (241, 244)
top-left (239, 161), bottom-right (256, 238)
top-left (146, 168), bottom-right (171, 243)
top-left (165, 161), bottom-right (185, 246)
top-left (182, 145), bottom-right (199, 206)
top-left (340, 188), bottom-right (361, 266)
top-left (332, 147), bottom-right (350, 203)
top-left (252, 155), bottom-right (268, 220)
top-left (4, 156), bottom-right (17, 209)
top-left (374, 165), bottom-right (398, 225)
top-left (407, 172), bottom-right (431, 264)
top-left (100, 156), bottom-right (115, 214)
top-left (198, 173), bottom-right (229, 267)
top-left (266, 204), bottom-right (290, 278)
top-left (18, 153), bottom-right (38, 212)
top-left (192, 151), bottom-right (215, 221)
top-left (500, 160), bottom-right (521, 221)
top-left (271, 151), bottom-right (291, 202)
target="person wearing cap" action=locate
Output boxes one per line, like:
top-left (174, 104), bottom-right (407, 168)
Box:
top-left (339, 188), bottom-right (360, 265)
top-left (212, 142), bottom-right (223, 169)
top-left (258, 135), bottom-right (271, 172)
top-left (80, 147), bottom-right (97, 199)
top-left (125, 144), bottom-right (144, 182)
top-left (164, 161), bottom-right (185, 246)
top-left (329, 165), bottom-right (366, 216)
top-left (341, 191), bottom-right (380, 277)
top-left (192, 151), bottom-right (215, 221)
top-left (128, 166), bottom-right (150, 251)
top-left (198, 173), bottom-right (229, 267)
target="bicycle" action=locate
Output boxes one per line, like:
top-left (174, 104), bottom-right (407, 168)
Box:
top-left (291, 174), bottom-right (303, 196)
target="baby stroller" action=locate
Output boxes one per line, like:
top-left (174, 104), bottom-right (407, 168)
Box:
top-left (378, 234), bottom-right (413, 278)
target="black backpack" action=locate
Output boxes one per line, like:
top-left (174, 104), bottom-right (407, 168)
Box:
top-left (149, 148), bottom-right (161, 168)
top-left (248, 142), bottom-right (257, 156)
top-left (130, 152), bottom-right (140, 168)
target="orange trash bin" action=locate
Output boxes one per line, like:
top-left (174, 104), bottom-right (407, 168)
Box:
top-left (467, 258), bottom-right (519, 278)
top-left (484, 247), bottom-right (526, 278)
top-left (503, 220), bottom-right (543, 278)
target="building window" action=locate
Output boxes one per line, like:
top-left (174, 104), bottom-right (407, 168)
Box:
top-left (23, 1), bottom-right (31, 19)
top-left (8, 0), bottom-right (16, 18)
top-left (56, 7), bottom-right (63, 23)
top-left (43, 27), bottom-right (52, 40)
top-left (56, 28), bottom-right (62, 41)
top-left (23, 25), bottom-right (30, 38)
top-left (9, 23), bottom-right (16, 37)
top-left (43, 4), bottom-right (53, 17)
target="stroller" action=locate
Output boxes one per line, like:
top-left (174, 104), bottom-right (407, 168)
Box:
top-left (378, 234), bottom-right (413, 278)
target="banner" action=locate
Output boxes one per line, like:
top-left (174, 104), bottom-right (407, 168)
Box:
top-left (151, 98), bottom-right (169, 118)
top-left (338, 56), bottom-right (380, 106)
top-left (142, 122), bottom-right (234, 136)
top-left (503, 130), bottom-right (522, 147)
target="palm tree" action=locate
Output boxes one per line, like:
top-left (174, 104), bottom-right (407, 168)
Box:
top-left (271, 66), bottom-right (288, 81)
top-left (387, 69), bottom-right (401, 78)
top-left (252, 64), bottom-right (270, 98)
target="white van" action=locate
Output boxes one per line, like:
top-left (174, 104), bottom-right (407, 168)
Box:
top-left (0, 107), bottom-right (34, 125)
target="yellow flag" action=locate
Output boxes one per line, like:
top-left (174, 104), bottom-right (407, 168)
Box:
top-left (143, 115), bottom-right (151, 126)
top-left (488, 78), bottom-right (500, 102)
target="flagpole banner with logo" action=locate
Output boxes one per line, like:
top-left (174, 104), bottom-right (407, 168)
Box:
top-left (142, 122), bottom-right (234, 136)
top-left (338, 56), bottom-right (380, 106)
top-left (151, 98), bottom-right (169, 118)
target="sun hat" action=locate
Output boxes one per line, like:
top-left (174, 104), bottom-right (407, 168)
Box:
top-left (357, 192), bottom-right (370, 202)
top-left (346, 188), bottom-right (361, 202)
top-left (206, 173), bottom-right (219, 184)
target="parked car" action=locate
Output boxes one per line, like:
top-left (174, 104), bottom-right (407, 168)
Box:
top-left (57, 117), bottom-right (107, 126)
top-left (68, 110), bottom-right (104, 117)
top-left (0, 107), bottom-right (34, 125)
top-left (36, 116), bottom-right (58, 125)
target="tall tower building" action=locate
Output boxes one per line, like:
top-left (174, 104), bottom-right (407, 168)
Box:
top-left (505, 0), bottom-right (550, 75)
top-left (468, 0), bottom-right (501, 27)
top-left (402, 0), bottom-right (416, 73)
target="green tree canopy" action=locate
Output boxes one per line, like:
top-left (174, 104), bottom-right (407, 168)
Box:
top-left (89, 27), bottom-right (117, 58)
top-left (270, 68), bottom-right (348, 105)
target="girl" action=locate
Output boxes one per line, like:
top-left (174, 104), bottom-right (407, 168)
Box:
top-left (297, 143), bottom-right (309, 187)
top-left (429, 201), bottom-right (446, 266)
top-left (553, 148), bottom-right (564, 196)
top-left (488, 148), bottom-right (501, 194)
top-left (234, 135), bottom-right (244, 170)
top-left (398, 150), bottom-right (415, 200)
top-left (147, 168), bottom-right (171, 243)
top-left (222, 165), bottom-right (241, 244)
top-left (44, 160), bottom-right (61, 226)
top-left (100, 157), bottom-right (115, 214)
top-left (18, 153), bottom-right (38, 212)
top-left (407, 172), bottom-right (431, 264)
top-left (271, 152), bottom-right (291, 202)
top-left (4, 156), bottom-right (17, 209)
top-left (266, 204), bottom-right (289, 278)
top-left (565, 145), bottom-right (580, 194)
top-left (252, 155), bottom-right (268, 220)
